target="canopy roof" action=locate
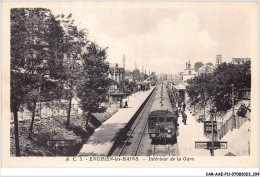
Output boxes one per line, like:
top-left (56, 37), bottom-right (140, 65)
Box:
top-left (174, 84), bottom-right (186, 90)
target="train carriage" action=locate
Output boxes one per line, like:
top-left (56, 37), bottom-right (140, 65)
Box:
top-left (148, 83), bottom-right (178, 141)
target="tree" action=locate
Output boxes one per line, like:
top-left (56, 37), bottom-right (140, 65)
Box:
top-left (186, 61), bottom-right (251, 112)
top-left (132, 69), bottom-right (141, 81)
top-left (186, 77), bottom-right (201, 106)
top-left (143, 73), bottom-right (149, 81)
top-left (187, 72), bottom-right (215, 118)
top-left (150, 72), bottom-right (157, 82)
top-left (194, 62), bottom-right (204, 72)
top-left (11, 72), bottom-right (29, 156)
top-left (206, 62), bottom-right (214, 66)
top-left (77, 43), bottom-right (111, 130)
top-left (11, 8), bottom-right (65, 154)
top-left (212, 61), bottom-right (251, 111)
top-left (57, 13), bottom-right (88, 126)
top-left (26, 89), bottom-right (39, 136)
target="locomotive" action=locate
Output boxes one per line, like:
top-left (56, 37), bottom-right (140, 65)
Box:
top-left (148, 83), bottom-right (178, 141)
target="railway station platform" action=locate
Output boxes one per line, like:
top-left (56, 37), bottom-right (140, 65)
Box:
top-left (78, 87), bottom-right (155, 156)
top-left (177, 110), bottom-right (209, 156)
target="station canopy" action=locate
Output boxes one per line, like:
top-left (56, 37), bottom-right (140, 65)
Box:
top-left (174, 84), bottom-right (186, 90)
top-left (136, 82), bottom-right (149, 85)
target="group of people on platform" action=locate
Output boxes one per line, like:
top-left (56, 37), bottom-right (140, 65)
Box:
top-left (117, 84), bottom-right (151, 109)
top-left (137, 84), bottom-right (150, 92)
top-left (176, 101), bottom-right (187, 125)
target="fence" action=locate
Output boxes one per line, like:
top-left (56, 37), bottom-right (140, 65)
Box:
top-left (11, 101), bottom-right (120, 121)
top-left (38, 102), bottom-right (82, 118)
top-left (11, 102), bottom-right (83, 121)
top-left (216, 113), bottom-right (249, 140)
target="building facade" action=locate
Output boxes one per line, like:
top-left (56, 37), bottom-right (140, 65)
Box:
top-left (232, 58), bottom-right (251, 64)
top-left (216, 54), bottom-right (222, 67)
top-left (181, 61), bottom-right (198, 81)
top-left (108, 63), bottom-right (125, 82)
top-left (108, 63), bottom-right (127, 103)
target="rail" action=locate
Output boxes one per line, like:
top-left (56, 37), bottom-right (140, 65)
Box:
top-left (117, 87), bottom-right (156, 156)
top-left (133, 121), bottom-right (148, 156)
top-left (152, 144), bottom-right (171, 156)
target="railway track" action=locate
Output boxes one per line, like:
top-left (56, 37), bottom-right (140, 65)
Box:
top-left (111, 86), bottom-right (179, 156)
top-left (152, 143), bottom-right (179, 156)
top-left (112, 87), bottom-right (157, 156)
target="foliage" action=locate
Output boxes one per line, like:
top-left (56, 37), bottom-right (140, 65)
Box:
top-left (143, 73), bottom-right (149, 81)
top-left (77, 43), bottom-right (112, 129)
top-left (205, 62), bottom-right (214, 66)
top-left (132, 69), bottom-right (141, 81)
top-left (11, 8), bottom-right (64, 108)
top-left (55, 13), bottom-right (88, 126)
top-left (194, 62), bottom-right (204, 72)
top-left (151, 72), bottom-right (157, 82)
top-left (11, 8), bottom-right (64, 155)
top-left (10, 8), bottom-right (124, 154)
top-left (186, 61), bottom-right (251, 111)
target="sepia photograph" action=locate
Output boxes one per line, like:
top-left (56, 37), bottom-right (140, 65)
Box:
top-left (1, 1), bottom-right (258, 170)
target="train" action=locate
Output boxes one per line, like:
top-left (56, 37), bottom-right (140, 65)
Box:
top-left (148, 83), bottom-right (179, 142)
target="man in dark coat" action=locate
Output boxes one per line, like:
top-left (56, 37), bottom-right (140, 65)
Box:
top-left (183, 112), bottom-right (187, 125)
top-left (183, 102), bottom-right (186, 111)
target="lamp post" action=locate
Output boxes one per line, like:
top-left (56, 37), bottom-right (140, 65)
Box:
top-left (210, 107), bottom-right (217, 156)
top-left (231, 83), bottom-right (235, 130)
top-left (202, 74), bottom-right (206, 121)
top-left (210, 112), bottom-right (214, 156)
top-left (214, 107), bottom-right (217, 129)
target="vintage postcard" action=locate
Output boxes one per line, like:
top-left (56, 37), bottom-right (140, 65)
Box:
top-left (1, 1), bottom-right (259, 168)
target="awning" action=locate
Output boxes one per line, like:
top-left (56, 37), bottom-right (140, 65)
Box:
top-left (174, 84), bottom-right (186, 90)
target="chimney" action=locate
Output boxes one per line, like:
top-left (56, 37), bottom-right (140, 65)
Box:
top-left (123, 55), bottom-right (125, 69)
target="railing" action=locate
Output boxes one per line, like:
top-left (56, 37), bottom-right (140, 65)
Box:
top-left (216, 110), bottom-right (249, 140)
top-left (216, 115), bottom-right (235, 140)
top-left (11, 102), bottom-right (83, 121)
top-left (11, 100), bottom-right (121, 122)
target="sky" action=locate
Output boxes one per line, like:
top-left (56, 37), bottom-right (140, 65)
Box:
top-left (50, 2), bottom-right (257, 75)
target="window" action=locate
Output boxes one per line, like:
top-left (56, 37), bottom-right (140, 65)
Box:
top-left (159, 117), bottom-right (164, 122)
top-left (189, 71), bottom-right (191, 74)
top-left (149, 117), bottom-right (156, 123)
top-left (167, 117), bottom-right (172, 122)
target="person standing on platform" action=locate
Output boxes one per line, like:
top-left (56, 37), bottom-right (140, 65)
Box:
top-left (183, 102), bottom-right (186, 111)
top-left (122, 98), bottom-right (128, 108)
top-left (125, 99), bottom-right (128, 108)
top-left (182, 111), bottom-right (187, 125)
top-left (119, 98), bottom-right (123, 108)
